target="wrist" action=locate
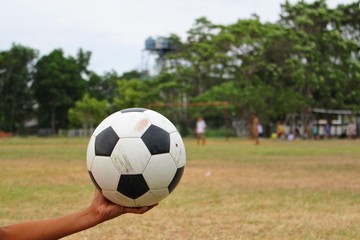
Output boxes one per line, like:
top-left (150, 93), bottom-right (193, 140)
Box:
top-left (84, 206), bottom-right (104, 226)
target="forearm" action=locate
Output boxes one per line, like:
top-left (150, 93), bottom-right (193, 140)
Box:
top-left (0, 207), bottom-right (100, 240)
top-left (0, 189), bottom-right (155, 240)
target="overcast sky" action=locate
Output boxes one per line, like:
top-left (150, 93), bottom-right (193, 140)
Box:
top-left (0, 0), bottom-right (355, 75)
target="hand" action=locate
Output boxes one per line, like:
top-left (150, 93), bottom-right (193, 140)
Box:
top-left (0, 189), bottom-right (157, 240)
top-left (90, 189), bottom-right (157, 223)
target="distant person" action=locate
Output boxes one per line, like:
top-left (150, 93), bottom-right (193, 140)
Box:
top-left (288, 132), bottom-right (295, 141)
top-left (196, 116), bottom-right (206, 145)
top-left (312, 121), bottom-right (319, 140)
top-left (325, 121), bottom-right (331, 139)
top-left (252, 113), bottom-right (259, 145)
top-left (258, 123), bottom-right (263, 138)
top-left (347, 122), bottom-right (357, 139)
top-left (277, 121), bottom-right (285, 139)
top-left (295, 125), bottom-right (301, 139)
top-left (305, 121), bottom-right (312, 140)
top-left (0, 189), bottom-right (156, 240)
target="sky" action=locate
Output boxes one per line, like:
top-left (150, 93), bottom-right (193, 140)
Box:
top-left (0, 0), bottom-right (355, 75)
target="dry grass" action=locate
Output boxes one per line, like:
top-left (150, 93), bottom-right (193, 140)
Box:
top-left (0, 137), bottom-right (359, 239)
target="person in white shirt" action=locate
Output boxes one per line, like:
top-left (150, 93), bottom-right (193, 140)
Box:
top-left (196, 116), bottom-right (206, 145)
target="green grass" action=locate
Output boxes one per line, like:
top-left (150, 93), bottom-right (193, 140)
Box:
top-left (0, 137), bottom-right (359, 239)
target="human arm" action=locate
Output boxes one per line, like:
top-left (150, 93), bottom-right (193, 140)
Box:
top-left (0, 189), bottom-right (156, 240)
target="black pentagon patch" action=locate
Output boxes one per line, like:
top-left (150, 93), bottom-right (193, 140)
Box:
top-left (88, 171), bottom-right (101, 190)
top-left (168, 166), bottom-right (185, 193)
top-left (121, 108), bottom-right (147, 113)
top-left (141, 125), bottom-right (170, 155)
top-left (95, 127), bottom-right (119, 156)
top-left (118, 174), bottom-right (150, 199)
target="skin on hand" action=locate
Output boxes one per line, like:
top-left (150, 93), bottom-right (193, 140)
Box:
top-left (90, 188), bottom-right (158, 223)
top-left (0, 189), bottom-right (157, 240)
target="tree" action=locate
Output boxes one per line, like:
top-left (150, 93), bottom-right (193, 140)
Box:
top-left (68, 93), bottom-right (109, 131)
top-left (0, 44), bottom-right (38, 133)
top-left (151, 1), bottom-right (360, 135)
top-left (113, 78), bottom-right (159, 110)
top-left (32, 49), bottom-right (89, 133)
top-left (335, 1), bottom-right (360, 109)
top-left (279, 0), bottom-right (360, 118)
top-left (86, 71), bottom-right (118, 103)
top-left (120, 70), bottom-right (142, 80)
top-left (86, 70), bottom-right (142, 105)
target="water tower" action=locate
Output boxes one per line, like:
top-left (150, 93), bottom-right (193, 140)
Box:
top-left (141, 36), bottom-right (176, 76)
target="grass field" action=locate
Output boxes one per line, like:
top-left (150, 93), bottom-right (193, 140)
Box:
top-left (0, 137), bottom-right (359, 239)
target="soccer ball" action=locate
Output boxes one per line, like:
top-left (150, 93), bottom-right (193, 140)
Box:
top-left (86, 108), bottom-right (186, 207)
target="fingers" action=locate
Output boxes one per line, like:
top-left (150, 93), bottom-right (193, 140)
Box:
top-left (124, 203), bottom-right (158, 214)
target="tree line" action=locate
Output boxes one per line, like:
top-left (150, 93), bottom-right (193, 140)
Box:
top-left (0, 0), bottom-right (359, 136)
